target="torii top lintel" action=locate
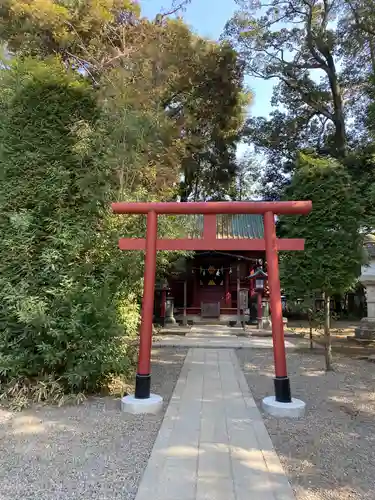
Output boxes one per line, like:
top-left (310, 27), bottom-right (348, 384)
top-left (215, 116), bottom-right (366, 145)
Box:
top-left (111, 201), bottom-right (312, 216)
top-left (112, 201), bottom-right (312, 252)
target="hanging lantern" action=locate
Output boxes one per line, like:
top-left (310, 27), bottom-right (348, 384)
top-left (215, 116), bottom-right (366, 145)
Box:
top-left (208, 265), bottom-right (215, 275)
top-left (247, 267), bottom-right (268, 291)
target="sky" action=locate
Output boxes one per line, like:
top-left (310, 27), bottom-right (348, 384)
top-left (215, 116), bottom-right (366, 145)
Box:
top-left (139, 0), bottom-right (275, 125)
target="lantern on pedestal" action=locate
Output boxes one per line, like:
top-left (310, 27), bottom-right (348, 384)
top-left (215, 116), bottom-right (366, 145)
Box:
top-left (154, 278), bottom-right (170, 326)
top-left (247, 267), bottom-right (271, 329)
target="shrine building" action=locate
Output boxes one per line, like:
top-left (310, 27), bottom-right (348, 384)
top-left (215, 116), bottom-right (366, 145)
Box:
top-left (154, 214), bottom-right (269, 325)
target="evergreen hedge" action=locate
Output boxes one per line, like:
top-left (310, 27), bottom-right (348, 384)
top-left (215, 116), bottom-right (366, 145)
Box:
top-left (0, 58), bottom-right (141, 406)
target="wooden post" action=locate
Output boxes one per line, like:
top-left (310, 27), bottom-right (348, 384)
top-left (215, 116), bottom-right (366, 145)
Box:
top-left (183, 280), bottom-right (188, 326)
top-left (225, 268), bottom-right (231, 305)
top-left (193, 269), bottom-right (199, 307)
top-left (236, 260), bottom-right (241, 326)
top-left (136, 210), bottom-right (157, 399)
top-left (264, 211), bottom-right (291, 403)
top-left (257, 291), bottom-right (262, 329)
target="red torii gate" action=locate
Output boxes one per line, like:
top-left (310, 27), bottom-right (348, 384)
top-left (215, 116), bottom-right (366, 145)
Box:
top-left (112, 201), bottom-right (312, 404)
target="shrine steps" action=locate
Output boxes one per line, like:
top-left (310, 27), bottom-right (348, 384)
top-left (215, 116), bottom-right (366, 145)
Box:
top-left (174, 316), bottom-right (251, 326)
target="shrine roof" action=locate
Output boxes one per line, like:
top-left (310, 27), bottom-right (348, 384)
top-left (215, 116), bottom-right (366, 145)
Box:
top-left (194, 214), bottom-right (264, 239)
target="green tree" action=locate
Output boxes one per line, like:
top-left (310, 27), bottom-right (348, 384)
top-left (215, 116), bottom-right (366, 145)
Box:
top-left (0, 57), bottom-right (134, 403)
top-left (0, 3), bottom-right (250, 202)
top-left (0, 56), bottom-right (186, 406)
top-left (280, 154), bottom-right (363, 370)
top-left (0, 0), bottom-right (140, 62)
top-left (337, 73), bottom-right (375, 231)
top-left (223, 0), bottom-right (375, 200)
top-left (225, 0), bottom-right (348, 157)
top-left (339, 0), bottom-right (375, 75)
top-left (227, 152), bottom-right (261, 200)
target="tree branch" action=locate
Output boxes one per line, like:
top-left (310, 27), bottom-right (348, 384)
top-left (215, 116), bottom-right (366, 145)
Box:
top-left (155, 0), bottom-right (192, 23)
top-left (304, 2), bottom-right (330, 70)
top-left (347, 0), bottom-right (375, 36)
top-left (282, 77), bottom-right (333, 120)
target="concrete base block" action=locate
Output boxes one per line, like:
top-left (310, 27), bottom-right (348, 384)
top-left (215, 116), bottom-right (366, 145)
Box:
top-left (262, 396), bottom-right (306, 418)
top-left (165, 318), bottom-right (177, 325)
top-left (121, 394), bottom-right (163, 415)
top-left (355, 319), bottom-right (375, 340)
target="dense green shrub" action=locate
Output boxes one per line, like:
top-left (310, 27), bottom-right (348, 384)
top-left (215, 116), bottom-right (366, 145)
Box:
top-left (0, 58), bottom-right (144, 404)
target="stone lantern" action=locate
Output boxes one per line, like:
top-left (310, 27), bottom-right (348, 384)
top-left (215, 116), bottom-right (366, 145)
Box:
top-left (247, 267), bottom-right (271, 329)
top-left (355, 234), bottom-right (375, 340)
top-left (165, 295), bottom-right (176, 325)
top-left (154, 278), bottom-right (170, 326)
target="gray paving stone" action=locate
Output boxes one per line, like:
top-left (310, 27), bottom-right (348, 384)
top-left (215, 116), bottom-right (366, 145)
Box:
top-left (198, 443), bottom-right (232, 478)
top-left (196, 476), bottom-right (235, 500)
top-left (200, 412), bottom-right (228, 444)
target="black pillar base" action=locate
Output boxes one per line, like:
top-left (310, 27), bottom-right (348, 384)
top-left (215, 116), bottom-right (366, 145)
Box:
top-left (274, 376), bottom-right (292, 403)
top-left (135, 373), bottom-right (151, 399)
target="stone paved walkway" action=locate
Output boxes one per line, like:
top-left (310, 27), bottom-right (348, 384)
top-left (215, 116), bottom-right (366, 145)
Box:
top-left (154, 334), bottom-right (297, 349)
top-left (154, 324), bottom-right (301, 349)
top-left (135, 348), bottom-right (295, 500)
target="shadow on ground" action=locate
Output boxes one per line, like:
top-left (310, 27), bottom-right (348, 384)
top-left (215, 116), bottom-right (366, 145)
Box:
top-left (237, 349), bottom-right (375, 500)
top-left (0, 348), bottom-right (187, 500)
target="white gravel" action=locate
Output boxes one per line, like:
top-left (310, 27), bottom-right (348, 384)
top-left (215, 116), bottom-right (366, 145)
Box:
top-left (0, 348), bottom-right (187, 500)
top-left (236, 349), bottom-right (375, 500)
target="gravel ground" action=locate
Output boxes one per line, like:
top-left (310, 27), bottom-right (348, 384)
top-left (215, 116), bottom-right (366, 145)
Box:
top-left (0, 348), bottom-right (187, 500)
top-left (237, 349), bottom-right (375, 500)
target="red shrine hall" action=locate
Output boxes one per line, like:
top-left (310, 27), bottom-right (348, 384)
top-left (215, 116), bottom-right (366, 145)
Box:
top-left (154, 214), bottom-right (270, 325)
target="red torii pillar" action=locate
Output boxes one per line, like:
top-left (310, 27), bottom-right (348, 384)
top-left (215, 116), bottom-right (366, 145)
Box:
top-left (112, 201), bottom-right (312, 403)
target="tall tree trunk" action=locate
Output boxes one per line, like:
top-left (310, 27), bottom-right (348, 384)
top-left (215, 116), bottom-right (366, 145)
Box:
top-left (370, 40), bottom-right (375, 74)
top-left (325, 54), bottom-right (347, 157)
top-left (308, 307), bottom-right (314, 349)
top-left (323, 292), bottom-right (333, 371)
top-left (193, 163), bottom-right (201, 201)
top-left (306, 8), bottom-right (347, 158)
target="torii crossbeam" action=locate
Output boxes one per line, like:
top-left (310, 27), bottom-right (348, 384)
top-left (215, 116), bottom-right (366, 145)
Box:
top-left (112, 201), bottom-right (312, 405)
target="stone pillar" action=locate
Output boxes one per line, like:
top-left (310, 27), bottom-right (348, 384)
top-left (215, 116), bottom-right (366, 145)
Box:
top-left (183, 280), bottom-right (188, 326)
top-left (356, 237), bottom-right (375, 339)
top-left (160, 287), bottom-right (167, 327)
top-left (260, 298), bottom-right (272, 330)
top-left (257, 292), bottom-right (262, 329)
top-left (355, 263), bottom-right (375, 339)
top-left (165, 296), bottom-right (176, 325)
top-left (366, 286), bottom-right (375, 320)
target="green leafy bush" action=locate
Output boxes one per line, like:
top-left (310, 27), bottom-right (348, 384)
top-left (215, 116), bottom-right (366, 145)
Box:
top-left (0, 58), bottom-right (143, 405)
